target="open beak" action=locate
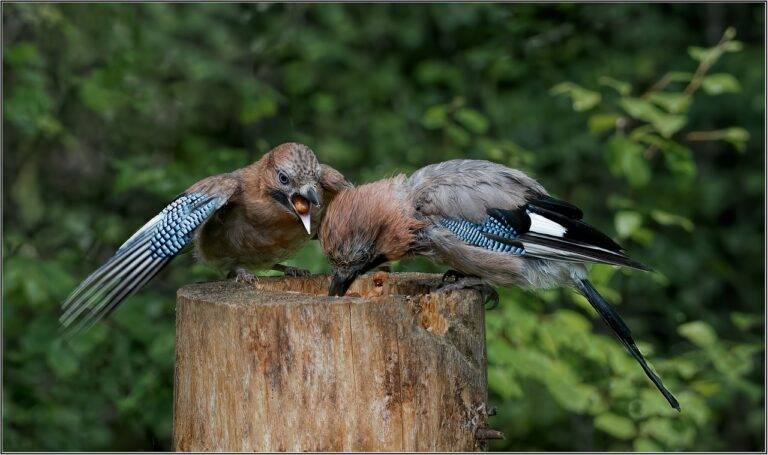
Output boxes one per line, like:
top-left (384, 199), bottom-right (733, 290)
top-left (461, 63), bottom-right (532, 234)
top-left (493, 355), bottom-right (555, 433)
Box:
top-left (329, 271), bottom-right (358, 297)
top-left (290, 186), bottom-right (319, 235)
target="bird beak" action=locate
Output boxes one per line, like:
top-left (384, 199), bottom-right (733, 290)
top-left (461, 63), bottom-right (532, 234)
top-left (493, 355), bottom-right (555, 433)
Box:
top-left (303, 186), bottom-right (321, 207)
top-left (329, 271), bottom-right (358, 297)
top-left (290, 186), bottom-right (321, 235)
top-left (298, 211), bottom-right (311, 235)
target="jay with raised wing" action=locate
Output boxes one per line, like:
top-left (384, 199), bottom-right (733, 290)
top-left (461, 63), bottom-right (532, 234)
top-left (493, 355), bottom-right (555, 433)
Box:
top-left (62, 142), bottom-right (351, 333)
top-left (319, 159), bottom-right (679, 410)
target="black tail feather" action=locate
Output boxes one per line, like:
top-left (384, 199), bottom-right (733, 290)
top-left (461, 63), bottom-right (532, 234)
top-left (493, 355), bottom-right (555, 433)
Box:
top-left (521, 233), bottom-right (652, 271)
top-left (576, 279), bottom-right (680, 411)
top-left (530, 194), bottom-right (584, 220)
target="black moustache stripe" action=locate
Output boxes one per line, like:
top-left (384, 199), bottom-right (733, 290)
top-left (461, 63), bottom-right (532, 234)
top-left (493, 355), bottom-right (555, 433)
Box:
top-left (268, 188), bottom-right (291, 209)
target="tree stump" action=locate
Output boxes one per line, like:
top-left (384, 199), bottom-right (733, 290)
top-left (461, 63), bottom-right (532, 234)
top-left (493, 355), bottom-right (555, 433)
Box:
top-left (172, 272), bottom-right (493, 452)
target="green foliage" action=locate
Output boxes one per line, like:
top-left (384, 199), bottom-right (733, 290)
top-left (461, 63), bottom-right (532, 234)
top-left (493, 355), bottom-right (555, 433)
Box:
top-left (3, 4), bottom-right (763, 451)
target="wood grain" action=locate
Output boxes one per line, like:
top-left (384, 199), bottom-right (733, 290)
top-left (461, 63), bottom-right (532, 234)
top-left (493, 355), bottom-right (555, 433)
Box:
top-left (173, 272), bottom-right (491, 452)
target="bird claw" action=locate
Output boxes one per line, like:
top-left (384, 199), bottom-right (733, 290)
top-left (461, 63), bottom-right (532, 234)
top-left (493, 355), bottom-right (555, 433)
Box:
top-left (230, 268), bottom-right (258, 284)
top-left (438, 277), bottom-right (499, 309)
top-left (441, 269), bottom-right (467, 283)
top-left (281, 266), bottom-right (311, 277)
top-left (478, 285), bottom-right (500, 310)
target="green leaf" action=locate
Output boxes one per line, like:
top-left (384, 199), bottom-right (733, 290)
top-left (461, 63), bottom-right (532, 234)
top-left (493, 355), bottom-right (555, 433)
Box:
top-left (678, 321), bottom-right (718, 347)
top-left (723, 40), bottom-right (743, 52)
top-left (615, 211), bottom-right (643, 239)
top-left (422, 104), bottom-right (448, 129)
top-left (667, 72), bottom-right (694, 82)
top-left (80, 69), bottom-right (127, 117)
top-left (48, 341), bottom-right (79, 378)
top-left (634, 437), bottom-right (662, 452)
top-left (588, 113), bottom-right (619, 133)
top-left (594, 413), bottom-right (637, 440)
top-left (240, 97), bottom-right (277, 124)
top-left (454, 108), bottom-right (489, 134)
top-left (6, 42), bottom-right (43, 67)
top-left (11, 160), bottom-right (44, 226)
top-left (598, 76), bottom-right (632, 96)
top-left (722, 126), bottom-right (750, 152)
top-left (731, 312), bottom-right (762, 331)
top-left (687, 46), bottom-right (721, 63)
top-left (641, 417), bottom-right (679, 447)
top-left (546, 376), bottom-right (599, 413)
top-left (701, 73), bottom-right (741, 95)
top-left (605, 135), bottom-right (651, 187)
top-left (722, 126), bottom-right (750, 142)
top-left (619, 97), bottom-right (656, 119)
top-left (648, 92), bottom-right (691, 114)
top-left (654, 114), bottom-right (687, 138)
top-left (487, 366), bottom-right (523, 399)
top-left (663, 142), bottom-right (697, 177)
top-left (446, 124), bottom-right (471, 146)
top-left (619, 97), bottom-right (686, 137)
top-left (551, 82), bottom-right (602, 111)
top-left (650, 210), bottom-right (694, 232)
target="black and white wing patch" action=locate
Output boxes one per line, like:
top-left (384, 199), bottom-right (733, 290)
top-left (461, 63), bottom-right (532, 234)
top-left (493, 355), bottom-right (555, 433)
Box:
top-left (486, 196), bottom-right (648, 270)
top-left (442, 194), bottom-right (648, 271)
top-left (60, 191), bottom-right (230, 335)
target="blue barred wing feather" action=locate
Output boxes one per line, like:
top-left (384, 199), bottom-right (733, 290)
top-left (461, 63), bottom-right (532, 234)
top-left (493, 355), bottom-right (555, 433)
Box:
top-left (439, 216), bottom-right (526, 255)
top-left (438, 194), bottom-right (648, 271)
top-left (60, 180), bottom-right (238, 335)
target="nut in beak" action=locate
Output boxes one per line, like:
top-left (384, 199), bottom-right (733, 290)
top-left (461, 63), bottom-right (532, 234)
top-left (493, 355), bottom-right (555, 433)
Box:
top-left (291, 194), bottom-right (312, 234)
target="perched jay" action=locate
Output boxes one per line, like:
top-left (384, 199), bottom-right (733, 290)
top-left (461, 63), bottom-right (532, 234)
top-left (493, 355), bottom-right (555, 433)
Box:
top-left (61, 142), bottom-right (351, 333)
top-left (319, 159), bottom-right (679, 410)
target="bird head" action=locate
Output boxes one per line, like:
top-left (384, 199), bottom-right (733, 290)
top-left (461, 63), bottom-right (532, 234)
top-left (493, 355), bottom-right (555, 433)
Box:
top-left (319, 177), bottom-right (425, 297)
top-left (263, 143), bottom-right (323, 235)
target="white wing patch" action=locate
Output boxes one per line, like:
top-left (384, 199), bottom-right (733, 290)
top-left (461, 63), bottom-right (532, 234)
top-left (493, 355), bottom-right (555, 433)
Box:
top-left (528, 211), bottom-right (567, 237)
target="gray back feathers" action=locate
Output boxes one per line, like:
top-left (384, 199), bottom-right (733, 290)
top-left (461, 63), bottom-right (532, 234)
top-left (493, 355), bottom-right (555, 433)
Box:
top-left (406, 159), bottom-right (546, 223)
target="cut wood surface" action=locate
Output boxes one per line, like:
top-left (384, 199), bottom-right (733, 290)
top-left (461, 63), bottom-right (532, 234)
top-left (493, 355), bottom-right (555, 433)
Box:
top-left (173, 272), bottom-right (493, 452)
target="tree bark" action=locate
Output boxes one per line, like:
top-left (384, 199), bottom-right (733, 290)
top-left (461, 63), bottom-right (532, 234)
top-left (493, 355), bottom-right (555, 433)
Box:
top-left (173, 272), bottom-right (492, 452)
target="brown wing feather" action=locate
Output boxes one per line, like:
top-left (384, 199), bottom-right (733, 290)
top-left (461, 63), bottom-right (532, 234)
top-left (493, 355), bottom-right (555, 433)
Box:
top-left (319, 164), bottom-right (353, 198)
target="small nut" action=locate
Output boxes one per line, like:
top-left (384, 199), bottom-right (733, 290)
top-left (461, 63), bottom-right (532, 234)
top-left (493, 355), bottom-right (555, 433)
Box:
top-left (292, 195), bottom-right (310, 215)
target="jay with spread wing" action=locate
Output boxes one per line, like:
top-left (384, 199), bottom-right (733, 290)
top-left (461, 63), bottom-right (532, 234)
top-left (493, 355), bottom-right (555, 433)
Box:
top-left (61, 142), bottom-right (351, 334)
top-left (319, 159), bottom-right (679, 411)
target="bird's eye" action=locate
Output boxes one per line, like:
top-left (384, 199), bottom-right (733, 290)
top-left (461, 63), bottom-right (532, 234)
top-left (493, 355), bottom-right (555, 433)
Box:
top-left (277, 171), bottom-right (289, 185)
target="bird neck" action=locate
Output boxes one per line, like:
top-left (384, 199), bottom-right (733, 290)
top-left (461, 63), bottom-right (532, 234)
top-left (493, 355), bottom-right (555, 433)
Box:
top-left (368, 177), bottom-right (425, 260)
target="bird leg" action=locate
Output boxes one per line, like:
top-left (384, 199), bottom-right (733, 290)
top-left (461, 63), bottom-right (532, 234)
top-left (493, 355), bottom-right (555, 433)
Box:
top-left (227, 267), bottom-right (259, 284)
top-left (441, 269), bottom-right (468, 283)
top-left (438, 276), bottom-right (499, 309)
top-left (272, 264), bottom-right (311, 277)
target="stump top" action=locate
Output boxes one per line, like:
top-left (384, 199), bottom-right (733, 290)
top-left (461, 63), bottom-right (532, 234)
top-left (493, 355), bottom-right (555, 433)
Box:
top-left (177, 272), bottom-right (469, 309)
top-left (173, 271), bottom-right (490, 452)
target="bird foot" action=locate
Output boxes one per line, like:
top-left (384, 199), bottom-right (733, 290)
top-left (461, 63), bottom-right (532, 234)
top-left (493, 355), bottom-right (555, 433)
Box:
top-left (441, 269), bottom-right (468, 283)
top-left (438, 277), bottom-right (499, 309)
top-left (479, 285), bottom-right (500, 310)
top-left (229, 268), bottom-right (259, 285)
top-left (273, 264), bottom-right (311, 277)
top-left (438, 276), bottom-right (485, 292)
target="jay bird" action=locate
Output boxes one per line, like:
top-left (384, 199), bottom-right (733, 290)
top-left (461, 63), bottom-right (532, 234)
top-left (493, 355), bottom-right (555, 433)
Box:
top-left (319, 159), bottom-right (679, 410)
top-left (61, 142), bottom-right (351, 334)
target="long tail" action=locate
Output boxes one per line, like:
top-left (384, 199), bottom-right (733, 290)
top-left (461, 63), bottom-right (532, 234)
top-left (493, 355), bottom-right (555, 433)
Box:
top-left (576, 279), bottom-right (680, 411)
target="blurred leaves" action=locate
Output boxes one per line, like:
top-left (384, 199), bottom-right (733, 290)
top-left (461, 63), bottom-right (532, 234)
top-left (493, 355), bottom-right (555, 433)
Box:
top-left (701, 73), bottom-right (741, 95)
top-left (551, 82), bottom-right (601, 111)
top-left (678, 321), bottom-right (718, 348)
top-left (3, 3), bottom-right (763, 452)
